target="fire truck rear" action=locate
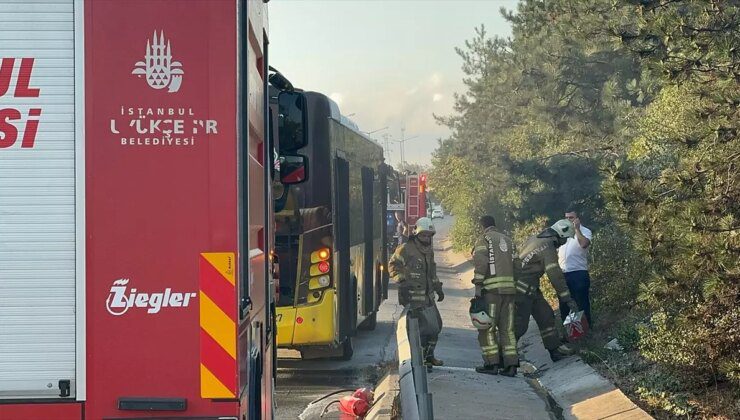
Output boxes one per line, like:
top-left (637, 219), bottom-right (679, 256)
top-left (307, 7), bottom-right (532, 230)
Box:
top-left (0, 1), bottom-right (304, 419)
top-left (402, 173), bottom-right (429, 228)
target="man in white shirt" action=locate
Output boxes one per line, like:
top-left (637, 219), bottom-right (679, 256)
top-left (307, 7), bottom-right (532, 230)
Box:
top-left (558, 209), bottom-right (593, 326)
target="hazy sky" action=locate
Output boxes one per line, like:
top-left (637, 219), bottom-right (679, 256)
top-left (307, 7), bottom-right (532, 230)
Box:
top-left (270, 0), bottom-right (519, 166)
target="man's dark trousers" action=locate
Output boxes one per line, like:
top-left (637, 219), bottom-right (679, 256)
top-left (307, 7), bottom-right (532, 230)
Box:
top-left (558, 270), bottom-right (592, 326)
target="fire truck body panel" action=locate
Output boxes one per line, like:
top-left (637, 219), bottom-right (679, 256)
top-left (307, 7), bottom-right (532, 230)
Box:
top-left (0, 1), bottom-right (275, 419)
top-left (85, 1), bottom-right (240, 418)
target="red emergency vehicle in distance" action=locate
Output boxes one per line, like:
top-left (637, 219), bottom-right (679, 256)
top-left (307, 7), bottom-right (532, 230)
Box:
top-left (402, 172), bottom-right (430, 228)
top-left (0, 1), bottom-right (307, 419)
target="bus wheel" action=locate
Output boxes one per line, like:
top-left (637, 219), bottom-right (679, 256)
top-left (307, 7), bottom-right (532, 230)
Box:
top-left (358, 311), bottom-right (377, 331)
top-left (339, 337), bottom-right (354, 361)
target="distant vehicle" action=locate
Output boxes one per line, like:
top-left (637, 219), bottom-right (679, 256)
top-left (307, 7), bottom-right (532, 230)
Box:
top-left (432, 208), bottom-right (445, 219)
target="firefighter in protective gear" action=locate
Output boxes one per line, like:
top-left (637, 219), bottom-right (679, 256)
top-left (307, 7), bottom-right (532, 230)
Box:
top-left (515, 219), bottom-right (579, 362)
top-left (388, 217), bottom-right (444, 368)
top-left (472, 215), bottom-right (518, 376)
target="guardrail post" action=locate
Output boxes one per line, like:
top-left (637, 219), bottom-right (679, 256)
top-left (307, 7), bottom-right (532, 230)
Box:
top-left (407, 315), bottom-right (434, 419)
top-left (397, 308), bottom-right (435, 420)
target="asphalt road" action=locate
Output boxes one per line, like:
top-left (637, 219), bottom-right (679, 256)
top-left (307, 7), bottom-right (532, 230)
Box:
top-left (274, 288), bottom-right (402, 419)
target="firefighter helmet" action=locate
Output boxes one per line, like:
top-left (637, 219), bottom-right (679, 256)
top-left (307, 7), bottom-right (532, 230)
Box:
top-left (414, 217), bottom-right (436, 235)
top-left (469, 296), bottom-right (492, 330)
top-left (550, 219), bottom-right (575, 239)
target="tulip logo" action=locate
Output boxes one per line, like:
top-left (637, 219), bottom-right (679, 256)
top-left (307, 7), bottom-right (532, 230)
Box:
top-left (132, 31), bottom-right (184, 93)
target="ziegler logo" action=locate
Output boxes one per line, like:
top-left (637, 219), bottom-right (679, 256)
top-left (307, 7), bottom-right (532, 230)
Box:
top-left (132, 31), bottom-right (183, 93)
top-left (106, 278), bottom-right (197, 316)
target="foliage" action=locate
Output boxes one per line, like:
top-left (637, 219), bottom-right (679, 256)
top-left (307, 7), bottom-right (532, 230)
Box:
top-left (432, 0), bottom-right (739, 415)
top-left (429, 155), bottom-right (488, 250)
top-left (588, 222), bottom-right (648, 318)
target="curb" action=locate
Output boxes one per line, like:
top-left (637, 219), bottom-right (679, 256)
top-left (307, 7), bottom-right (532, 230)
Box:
top-left (366, 370), bottom-right (400, 420)
top-left (524, 354), bottom-right (652, 420)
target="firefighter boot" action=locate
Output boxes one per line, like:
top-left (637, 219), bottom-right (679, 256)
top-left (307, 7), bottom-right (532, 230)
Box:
top-left (424, 348), bottom-right (444, 371)
top-left (499, 365), bottom-right (517, 377)
top-left (425, 355), bottom-right (444, 367)
top-left (475, 364), bottom-right (499, 375)
top-left (549, 344), bottom-right (575, 362)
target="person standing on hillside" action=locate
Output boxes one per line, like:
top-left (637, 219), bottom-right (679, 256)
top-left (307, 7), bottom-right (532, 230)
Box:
top-left (472, 215), bottom-right (518, 377)
top-left (557, 209), bottom-right (593, 327)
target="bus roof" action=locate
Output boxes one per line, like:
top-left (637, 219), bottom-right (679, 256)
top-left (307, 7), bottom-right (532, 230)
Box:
top-left (309, 91), bottom-right (383, 148)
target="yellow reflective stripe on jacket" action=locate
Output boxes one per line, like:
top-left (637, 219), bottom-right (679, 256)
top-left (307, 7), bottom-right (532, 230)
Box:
top-left (482, 276), bottom-right (515, 291)
top-left (545, 263), bottom-right (560, 271)
top-left (474, 273), bottom-right (485, 280)
top-left (474, 245), bottom-right (488, 252)
top-left (515, 281), bottom-right (536, 295)
top-left (482, 276), bottom-right (514, 286)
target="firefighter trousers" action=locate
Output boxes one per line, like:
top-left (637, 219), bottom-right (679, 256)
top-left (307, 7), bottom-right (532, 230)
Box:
top-left (514, 290), bottom-right (561, 351)
top-left (477, 292), bottom-right (518, 367)
top-left (408, 299), bottom-right (442, 359)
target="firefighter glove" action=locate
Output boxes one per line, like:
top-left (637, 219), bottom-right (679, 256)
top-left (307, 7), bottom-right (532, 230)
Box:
top-left (436, 289), bottom-right (445, 302)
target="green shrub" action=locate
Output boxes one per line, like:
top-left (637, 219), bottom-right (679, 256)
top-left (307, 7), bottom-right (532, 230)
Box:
top-left (588, 222), bottom-right (647, 320)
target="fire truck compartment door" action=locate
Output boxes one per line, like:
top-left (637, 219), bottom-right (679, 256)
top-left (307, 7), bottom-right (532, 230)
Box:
top-left (0, 0), bottom-right (80, 399)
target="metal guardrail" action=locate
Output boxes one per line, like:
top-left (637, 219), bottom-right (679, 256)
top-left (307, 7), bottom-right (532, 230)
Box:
top-left (396, 308), bottom-right (434, 419)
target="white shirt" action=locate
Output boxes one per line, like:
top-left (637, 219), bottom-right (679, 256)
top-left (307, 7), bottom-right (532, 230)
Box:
top-left (558, 225), bottom-right (592, 273)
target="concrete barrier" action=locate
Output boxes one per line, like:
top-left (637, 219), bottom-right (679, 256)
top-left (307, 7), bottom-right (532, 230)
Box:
top-left (396, 308), bottom-right (434, 419)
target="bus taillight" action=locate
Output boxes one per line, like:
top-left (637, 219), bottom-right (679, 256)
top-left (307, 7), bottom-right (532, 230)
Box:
top-left (311, 247), bottom-right (331, 263)
top-left (309, 247), bottom-right (332, 290)
top-left (309, 260), bottom-right (331, 277)
top-left (317, 261), bottom-right (330, 273)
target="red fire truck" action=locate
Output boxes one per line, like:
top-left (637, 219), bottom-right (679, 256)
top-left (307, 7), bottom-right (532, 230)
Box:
top-left (387, 171), bottom-right (431, 247)
top-left (405, 173), bottom-right (430, 226)
top-left (396, 172), bottom-right (429, 228)
top-left (0, 1), bottom-right (306, 419)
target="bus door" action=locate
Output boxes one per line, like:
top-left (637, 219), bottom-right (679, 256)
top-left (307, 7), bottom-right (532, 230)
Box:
top-left (335, 157), bottom-right (355, 338)
top-left (361, 167), bottom-right (375, 315)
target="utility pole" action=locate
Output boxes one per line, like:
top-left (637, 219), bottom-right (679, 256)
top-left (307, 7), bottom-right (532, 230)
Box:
top-left (382, 133), bottom-right (392, 164)
top-left (398, 127), bottom-right (418, 170)
top-left (400, 128), bottom-right (406, 167)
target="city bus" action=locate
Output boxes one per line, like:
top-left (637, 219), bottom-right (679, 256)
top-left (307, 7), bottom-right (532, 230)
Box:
top-left (273, 91), bottom-right (387, 359)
